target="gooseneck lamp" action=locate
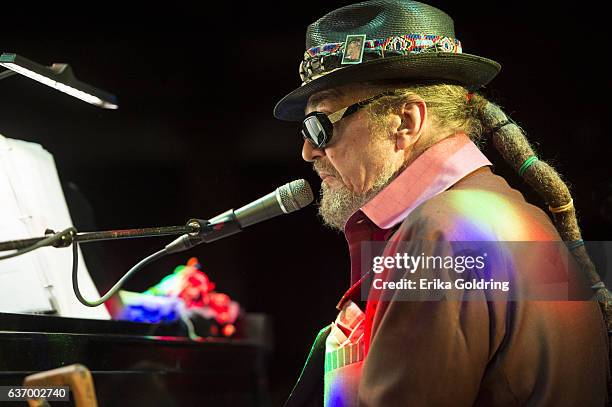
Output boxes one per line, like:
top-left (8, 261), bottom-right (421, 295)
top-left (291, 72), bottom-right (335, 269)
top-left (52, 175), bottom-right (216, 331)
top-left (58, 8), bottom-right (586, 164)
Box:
top-left (0, 53), bottom-right (118, 109)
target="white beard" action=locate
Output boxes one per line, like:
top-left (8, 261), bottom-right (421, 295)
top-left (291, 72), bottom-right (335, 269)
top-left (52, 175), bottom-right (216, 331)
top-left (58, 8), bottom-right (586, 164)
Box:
top-left (317, 161), bottom-right (403, 231)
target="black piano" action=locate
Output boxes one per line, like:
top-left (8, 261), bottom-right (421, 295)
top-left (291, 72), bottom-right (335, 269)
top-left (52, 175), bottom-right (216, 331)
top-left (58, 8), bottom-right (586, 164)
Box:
top-left (0, 312), bottom-right (272, 406)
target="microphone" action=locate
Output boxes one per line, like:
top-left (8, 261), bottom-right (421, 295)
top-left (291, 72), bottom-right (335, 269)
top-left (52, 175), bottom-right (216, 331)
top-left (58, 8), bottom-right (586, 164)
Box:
top-left (165, 179), bottom-right (313, 254)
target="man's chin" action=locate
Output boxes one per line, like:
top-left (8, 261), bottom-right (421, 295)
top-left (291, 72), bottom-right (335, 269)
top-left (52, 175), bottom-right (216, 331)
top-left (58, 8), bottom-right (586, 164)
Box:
top-left (317, 166), bottom-right (404, 230)
top-left (318, 183), bottom-right (365, 231)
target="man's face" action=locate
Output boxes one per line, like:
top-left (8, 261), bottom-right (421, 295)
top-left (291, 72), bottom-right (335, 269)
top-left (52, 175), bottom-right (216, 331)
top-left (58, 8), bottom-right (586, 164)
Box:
top-left (303, 86), bottom-right (407, 230)
top-left (346, 41), bottom-right (361, 60)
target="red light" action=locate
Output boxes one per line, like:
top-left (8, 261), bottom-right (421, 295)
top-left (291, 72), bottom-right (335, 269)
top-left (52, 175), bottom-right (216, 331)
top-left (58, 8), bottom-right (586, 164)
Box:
top-left (222, 324), bottom-right (236, 337)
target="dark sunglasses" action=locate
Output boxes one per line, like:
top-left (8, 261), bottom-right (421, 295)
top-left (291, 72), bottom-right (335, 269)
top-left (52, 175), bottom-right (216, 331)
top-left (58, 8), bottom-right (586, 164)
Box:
top-left (301, 91), bottom-right (397, 149)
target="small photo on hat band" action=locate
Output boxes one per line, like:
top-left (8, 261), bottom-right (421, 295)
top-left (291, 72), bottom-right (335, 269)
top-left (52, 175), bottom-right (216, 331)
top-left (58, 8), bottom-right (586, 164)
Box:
top-left (341, 34), bottom-right (366, 65)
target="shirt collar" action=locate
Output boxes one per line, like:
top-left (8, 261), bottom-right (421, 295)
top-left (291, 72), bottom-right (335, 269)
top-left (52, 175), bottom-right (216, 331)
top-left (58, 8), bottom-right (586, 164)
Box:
top-left (347, 132), bottom-right (492, 231)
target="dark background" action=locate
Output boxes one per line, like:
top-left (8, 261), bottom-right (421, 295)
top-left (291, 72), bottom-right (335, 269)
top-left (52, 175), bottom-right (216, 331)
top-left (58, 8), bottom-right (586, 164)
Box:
top-left (1, 2), bottom-right (611, 404)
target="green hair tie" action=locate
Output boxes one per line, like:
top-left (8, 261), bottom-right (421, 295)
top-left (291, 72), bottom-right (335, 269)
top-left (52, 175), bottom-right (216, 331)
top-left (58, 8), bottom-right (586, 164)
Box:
top-left (518, 156), bottom-right (538, 177)
top-left (566, 239), bottom-right (584, 251)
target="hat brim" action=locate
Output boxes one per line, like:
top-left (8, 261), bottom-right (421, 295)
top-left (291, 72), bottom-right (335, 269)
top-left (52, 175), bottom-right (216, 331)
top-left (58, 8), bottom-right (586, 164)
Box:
top-left (273, 52), bottom-right (500, 121)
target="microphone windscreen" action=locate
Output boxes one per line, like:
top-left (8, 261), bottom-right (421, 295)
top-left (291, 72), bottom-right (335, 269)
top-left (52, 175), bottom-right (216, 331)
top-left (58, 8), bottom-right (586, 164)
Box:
top-left (278, 179), bottom-right (314, 213)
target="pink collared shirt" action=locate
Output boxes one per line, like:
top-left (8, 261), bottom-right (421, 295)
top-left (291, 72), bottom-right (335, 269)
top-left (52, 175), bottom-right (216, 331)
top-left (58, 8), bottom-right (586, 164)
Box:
top-left (341, 132), bottom-right (492, 294)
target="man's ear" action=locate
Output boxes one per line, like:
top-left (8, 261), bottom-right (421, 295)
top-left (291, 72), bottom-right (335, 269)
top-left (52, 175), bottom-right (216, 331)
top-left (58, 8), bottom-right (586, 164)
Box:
top-left (395, 100), bottom-right (427, 152)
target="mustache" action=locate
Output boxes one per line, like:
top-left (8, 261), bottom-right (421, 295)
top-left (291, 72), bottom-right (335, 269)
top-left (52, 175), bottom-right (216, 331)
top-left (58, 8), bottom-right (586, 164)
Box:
top-left (313, 160), bottom-right (340, 178)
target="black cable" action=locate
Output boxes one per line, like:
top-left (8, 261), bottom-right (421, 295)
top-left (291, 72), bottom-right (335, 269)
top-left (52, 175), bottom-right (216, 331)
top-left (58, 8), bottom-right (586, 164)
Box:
top-left (0, 225), bottom-right (173, 307)
top-left (71, 241), bottom-right (168, 307)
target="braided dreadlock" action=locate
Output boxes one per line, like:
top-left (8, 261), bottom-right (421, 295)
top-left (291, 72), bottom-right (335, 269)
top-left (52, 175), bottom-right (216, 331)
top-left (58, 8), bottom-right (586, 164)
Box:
top-left (477, 95), bottom-right (612, 400)
top-left (477, 97), bottom-right (612, 315)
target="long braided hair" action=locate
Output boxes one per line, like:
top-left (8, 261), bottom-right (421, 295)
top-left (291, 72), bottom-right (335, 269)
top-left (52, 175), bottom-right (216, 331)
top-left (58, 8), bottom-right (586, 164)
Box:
top-left (473, 91), bottom-right (612, 400)
top-left (478, 98), bottom-right (612, 307)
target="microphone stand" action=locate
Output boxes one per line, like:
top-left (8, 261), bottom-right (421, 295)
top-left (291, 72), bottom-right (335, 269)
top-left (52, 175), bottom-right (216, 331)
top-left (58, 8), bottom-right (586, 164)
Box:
top-left (0, 178), bottom-right (312, 308)
top-left (0, 219), bottom-right (211, 307)
top-left (0, 221), bottom-right (204, 252)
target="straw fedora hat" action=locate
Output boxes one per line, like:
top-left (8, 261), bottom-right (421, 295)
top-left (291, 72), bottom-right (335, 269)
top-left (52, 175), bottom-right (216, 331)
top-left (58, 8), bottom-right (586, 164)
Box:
top-left (274, 0), bottom-right (500, 121)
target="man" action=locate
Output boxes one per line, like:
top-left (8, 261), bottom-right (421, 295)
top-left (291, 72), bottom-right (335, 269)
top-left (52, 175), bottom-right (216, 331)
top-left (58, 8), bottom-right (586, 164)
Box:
top-left (274, 1), bottom-right (609, 406)
top-left (344, 37), bottom-right (364, 62)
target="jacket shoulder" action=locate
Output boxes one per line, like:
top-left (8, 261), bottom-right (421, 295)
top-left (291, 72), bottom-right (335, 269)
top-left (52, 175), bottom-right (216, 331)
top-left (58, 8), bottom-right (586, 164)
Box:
top-left (396, 168), bottom-right (559, 241)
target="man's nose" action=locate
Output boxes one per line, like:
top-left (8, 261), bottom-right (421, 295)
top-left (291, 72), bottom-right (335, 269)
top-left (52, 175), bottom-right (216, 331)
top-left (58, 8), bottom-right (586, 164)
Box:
top-left (302, 139), bottom-right (325, 162)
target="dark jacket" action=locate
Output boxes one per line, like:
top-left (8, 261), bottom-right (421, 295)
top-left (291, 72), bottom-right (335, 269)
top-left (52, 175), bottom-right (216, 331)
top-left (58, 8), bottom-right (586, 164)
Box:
top-left (286, 167), bottom-right (609, 406)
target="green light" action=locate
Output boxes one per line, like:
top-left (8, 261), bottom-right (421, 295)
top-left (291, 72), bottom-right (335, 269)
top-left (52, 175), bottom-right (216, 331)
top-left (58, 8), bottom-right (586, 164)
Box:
top-left (0, 53), bottom-right (16, 63)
